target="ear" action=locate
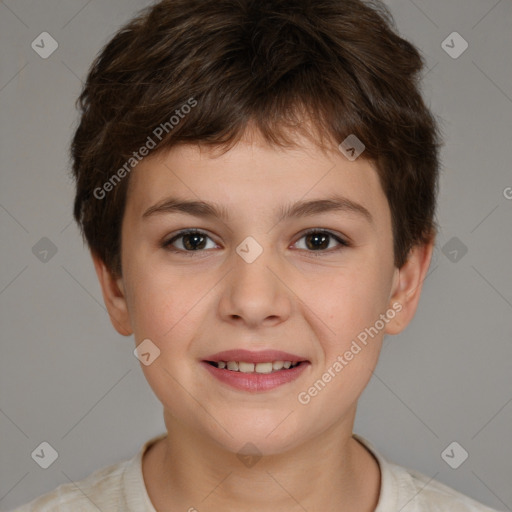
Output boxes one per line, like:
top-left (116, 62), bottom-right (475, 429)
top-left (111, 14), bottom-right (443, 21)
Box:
top-left (91, 252), bottom-right (133, 336)
top-left (384, 240), bottom-right (435, 335)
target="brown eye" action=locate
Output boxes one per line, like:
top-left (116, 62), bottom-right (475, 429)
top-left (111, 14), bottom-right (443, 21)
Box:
top-left (294, 229), bottom-right (349, 253)
top-left (163, 230), bottom-right (216, 252)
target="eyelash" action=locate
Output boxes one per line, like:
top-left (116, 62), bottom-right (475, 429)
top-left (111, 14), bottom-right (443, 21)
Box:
top-left (161, 228), bottom-right (350, 256)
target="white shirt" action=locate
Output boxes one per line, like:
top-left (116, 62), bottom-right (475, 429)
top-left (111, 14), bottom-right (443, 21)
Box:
top-left (9, 433), bottom-right (502, 511)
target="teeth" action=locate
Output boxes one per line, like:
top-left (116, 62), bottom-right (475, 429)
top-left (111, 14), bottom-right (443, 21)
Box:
top-left (214, 360), bottom-right (299, 373)
top-left (238, 362), bottom-right (255, 373)
top-left (255, 362), bottom-right (273, 374)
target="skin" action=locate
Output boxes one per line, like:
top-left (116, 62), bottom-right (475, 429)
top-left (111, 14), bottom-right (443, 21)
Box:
top-left (93, 127), bottom-right (434, 512)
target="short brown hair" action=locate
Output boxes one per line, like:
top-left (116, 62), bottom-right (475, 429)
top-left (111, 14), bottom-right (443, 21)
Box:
top-left (71, 0), bottom-right (442, 277)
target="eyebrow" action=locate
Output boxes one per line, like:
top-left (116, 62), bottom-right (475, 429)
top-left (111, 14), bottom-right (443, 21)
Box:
top-left (142, 194), bottom-right (373, 225)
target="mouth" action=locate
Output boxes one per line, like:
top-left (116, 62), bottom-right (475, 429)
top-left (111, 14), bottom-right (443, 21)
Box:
top-left (205, 360), bottom-right (304, 373)
top-left (201, 349), bottom-right (310, 392)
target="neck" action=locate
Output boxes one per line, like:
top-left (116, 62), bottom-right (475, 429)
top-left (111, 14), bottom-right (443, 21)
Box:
top-left (143, 410), bottom-right (381, 512)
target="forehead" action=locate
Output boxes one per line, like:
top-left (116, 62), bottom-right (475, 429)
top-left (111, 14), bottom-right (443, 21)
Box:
top-left (125, 133), bottom-right (390, 231)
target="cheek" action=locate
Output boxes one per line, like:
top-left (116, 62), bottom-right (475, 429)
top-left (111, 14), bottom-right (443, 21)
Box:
top-left (316, 266), bottom-right (389, 343)
top-left (130, 283), bottom-right (173, 340)
top-left (125, 255), bottom-right (200, 341)
top-left (128, 269), bottom-right (201, 415)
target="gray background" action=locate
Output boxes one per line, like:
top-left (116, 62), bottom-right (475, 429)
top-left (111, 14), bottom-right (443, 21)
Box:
top-left (1, 0), bottom-right (511, 510)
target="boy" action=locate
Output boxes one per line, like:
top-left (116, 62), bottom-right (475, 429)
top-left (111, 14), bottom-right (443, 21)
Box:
top-left (11, 0), bottom-right (503, 510)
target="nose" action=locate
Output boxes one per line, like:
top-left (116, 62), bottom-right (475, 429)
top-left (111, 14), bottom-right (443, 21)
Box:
top-left (218, 244), bottom-right (292, 329)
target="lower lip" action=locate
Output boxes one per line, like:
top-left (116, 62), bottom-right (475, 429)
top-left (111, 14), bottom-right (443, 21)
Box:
top-left (201, 361), bottom-right (309, 392)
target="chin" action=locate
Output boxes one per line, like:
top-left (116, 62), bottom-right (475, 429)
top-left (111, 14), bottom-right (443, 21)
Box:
top-left (204, 414), bottom-right (305, 457)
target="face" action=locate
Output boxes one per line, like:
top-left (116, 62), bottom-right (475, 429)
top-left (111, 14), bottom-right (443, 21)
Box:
top-left (96, 130), bottom-right (430, 456)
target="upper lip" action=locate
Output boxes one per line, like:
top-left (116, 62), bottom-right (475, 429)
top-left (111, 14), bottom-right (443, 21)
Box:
top-left (204, 349), bottom-right (308, 364)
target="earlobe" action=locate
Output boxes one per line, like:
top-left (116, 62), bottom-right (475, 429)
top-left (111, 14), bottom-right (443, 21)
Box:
top-left (91, 252), bottom-right (133, 336)
top-left (385, 241), bottom-right (435, 336)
